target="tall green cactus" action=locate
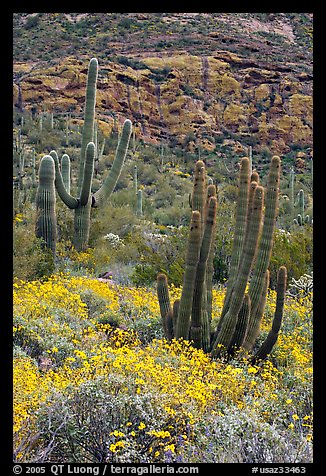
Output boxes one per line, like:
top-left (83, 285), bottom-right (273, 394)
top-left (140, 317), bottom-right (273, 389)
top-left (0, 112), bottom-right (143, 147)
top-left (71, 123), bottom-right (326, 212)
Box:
top-left (51, 58), bottom-right (132, 251)
top-left (35, 155), bottom-right (57, 255)
top-left (211, 184), bottom-right (264, 358)
top-left (175, 211), bottom-right (202, 339)
top-left (243, 156), bottom-right (281, 351)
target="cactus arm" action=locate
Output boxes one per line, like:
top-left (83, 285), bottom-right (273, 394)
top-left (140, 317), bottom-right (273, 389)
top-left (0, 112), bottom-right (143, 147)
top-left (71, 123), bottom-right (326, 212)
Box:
top-left (175, 211), bottom-right (202, 340)
top-left (35, 155), bottom-right (57, 255)
top-left (243, 156), bottom-right (281, 350)
top-left (243, 270), bottom-right (270, 353)
top-left (157, 273), bottom-right (172, 339)
top-left (61, 154), bottom-right (71, 194)
top-left (220, 158), bottom-right (250, 321)
top-left (165, 309), bottom-right (174, 340)
top-left (192, 160), bottom-right (207, 232)
top-left (172, 299), bottom-right (180, 336)
top-left (227, 293), bottom-right (251, 357)
top-left (190, 196), bottom-right (217, 348)
top-left (251, 266), bottom-right (287, 363)
top-left (50, 150), bottom-right (79, 209)
top-left (211, 184), bottom-right (264, 357)
top-left (77, 57), bottom-right (98, 193)
top-left (79, 142), bottom-right (95, 207)
top-left (93, 119), bottom-right (132, 207)
top-left (205, 184), bottom-right (217, 348)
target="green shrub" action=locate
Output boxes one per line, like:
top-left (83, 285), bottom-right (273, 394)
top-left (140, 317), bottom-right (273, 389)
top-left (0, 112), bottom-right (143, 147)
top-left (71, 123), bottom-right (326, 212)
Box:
top-left (269, 227), bottom-right (313, 288)
top-left (13, 214), bottom-right (55, 281)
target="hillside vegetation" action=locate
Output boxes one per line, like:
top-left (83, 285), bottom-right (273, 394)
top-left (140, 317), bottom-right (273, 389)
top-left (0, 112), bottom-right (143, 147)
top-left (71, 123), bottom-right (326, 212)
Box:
top-left (13, 13), bottom-right (313, 464)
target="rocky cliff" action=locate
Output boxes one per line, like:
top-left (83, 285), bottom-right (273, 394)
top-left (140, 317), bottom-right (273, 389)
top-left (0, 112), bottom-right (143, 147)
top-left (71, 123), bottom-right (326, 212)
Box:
top-left (13, 13), bottom-right (313, 155)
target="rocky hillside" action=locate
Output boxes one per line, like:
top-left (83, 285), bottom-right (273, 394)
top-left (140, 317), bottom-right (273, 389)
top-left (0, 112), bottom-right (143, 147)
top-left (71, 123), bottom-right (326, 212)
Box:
top-left (13, 13), bottom-right (313, 155)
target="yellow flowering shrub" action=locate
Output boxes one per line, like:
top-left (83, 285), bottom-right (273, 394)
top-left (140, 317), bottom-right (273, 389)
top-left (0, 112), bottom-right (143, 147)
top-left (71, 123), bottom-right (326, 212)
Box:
top-left (13, 272), bottom-right (313, 463)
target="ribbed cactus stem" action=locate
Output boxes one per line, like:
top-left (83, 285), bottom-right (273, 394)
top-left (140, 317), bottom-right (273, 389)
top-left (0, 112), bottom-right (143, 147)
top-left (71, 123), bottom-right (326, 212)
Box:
top-left (227, 293), bottom-right (251, 357)
top-left (205, 184), bottom-right (217, 329)
top-left (192, 160), bottom-right (207, 234)
top-left (298, 189), bottom-right (305, 217)
top-left (157, 273), bottom-right (172, 339)
top-left (79, 142), bottom-right (95, 206)
top-left (175, 211), bottom-right (202, 340)
top-left (243, 270), bottom-right (270, 353)
top-left (252, 266), bottom-right (287, 363)
top-left (35, 155), bottom-right (57, 255)
top-left (191, 196), bottom-right (218, 348)
top-left (243, 156), bottom-right (281, 351)
top-left (251, 169), bottom-right (259, 184)
top-left (61, 154), bottom-right (71, 194)
top-left (78, 58), bottom-right (98, 193)
top-left (93, 119), bottom-right (132, 207)
top-left (134, 165), bottom-right (138, 194)
top-left (73, 202), bottom-right (92, 252)
top-left (50, 150), bottom-right (79, 209)
top-left (218, 157), bottom-right (250, 327)
top-left (211, 184), bottom-right (264, 357)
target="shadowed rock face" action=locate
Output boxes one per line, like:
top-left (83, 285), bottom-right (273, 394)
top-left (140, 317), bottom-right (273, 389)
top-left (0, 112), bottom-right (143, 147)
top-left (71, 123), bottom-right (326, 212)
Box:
top-left (13, 13), bottom-right (313, 154)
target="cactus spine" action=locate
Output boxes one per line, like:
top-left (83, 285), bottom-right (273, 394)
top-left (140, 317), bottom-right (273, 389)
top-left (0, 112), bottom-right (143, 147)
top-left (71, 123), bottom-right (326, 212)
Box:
top-left (52, 58), bottom-right (132, 251)
top-left (35, 155), bottom-right (57, 255)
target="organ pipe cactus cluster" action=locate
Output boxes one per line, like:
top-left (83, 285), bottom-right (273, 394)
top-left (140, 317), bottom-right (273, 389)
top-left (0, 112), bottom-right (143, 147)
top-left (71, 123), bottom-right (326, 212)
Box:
top-left (50, 58), bottom-right (132, 251)
top-left (157, 156), bottom-right (287, 363)
top-left (35, 155), bottom-right (57, 256)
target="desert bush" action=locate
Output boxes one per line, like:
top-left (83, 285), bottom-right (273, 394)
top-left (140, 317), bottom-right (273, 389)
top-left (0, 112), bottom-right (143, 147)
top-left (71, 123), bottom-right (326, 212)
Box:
top-left (177, 406), bottom-right (312, 463)
top-left (13, 210), bottom-right (55, 281)
top-left (269, 227), bottom-right (313, 288)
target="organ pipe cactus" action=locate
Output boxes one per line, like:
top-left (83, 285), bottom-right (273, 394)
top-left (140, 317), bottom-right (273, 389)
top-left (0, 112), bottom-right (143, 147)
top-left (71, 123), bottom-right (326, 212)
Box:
top-left (157, 156), bottom-right (287, 364)
top-left (251, 266), bottom-right (287, 364)
top-left (35, 155), bottom-right (57, 255)
top-left (51, 58), bottom-right (132, 251)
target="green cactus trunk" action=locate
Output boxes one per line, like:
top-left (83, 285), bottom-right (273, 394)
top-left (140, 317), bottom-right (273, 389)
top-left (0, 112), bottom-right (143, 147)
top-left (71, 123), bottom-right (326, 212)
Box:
top-left (175, 211), bottom-right (202, 340)
top-left (61, 154), bottom-right (71, 194)
top-left (52, 58), bottom-right (132, 251)
top-left (77, 58), bottom-right (98, 193)
top-left (251, 266), bottom-right (287, 363)
top-left (35, 155), bottom-right (57, 255)
top-left (243, 156), bottom-right (281, 352)
top-left (214, 158), bottom-right (250, 337)
top-left (190, 196), bottom-right (217, 348)
top-left (157, 273), bottom-right (172, 339)
top-left (227, 293), bottom-right (251, 357)
top-left (211, 184), bottom-right (264, 357)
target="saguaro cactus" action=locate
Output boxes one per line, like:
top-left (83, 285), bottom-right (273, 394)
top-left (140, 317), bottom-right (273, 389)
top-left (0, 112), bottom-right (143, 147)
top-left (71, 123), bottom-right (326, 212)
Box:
top-left (52, 58), bottom-right (132, 251)
top-left (35, 155), bottom-right (57, 255)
